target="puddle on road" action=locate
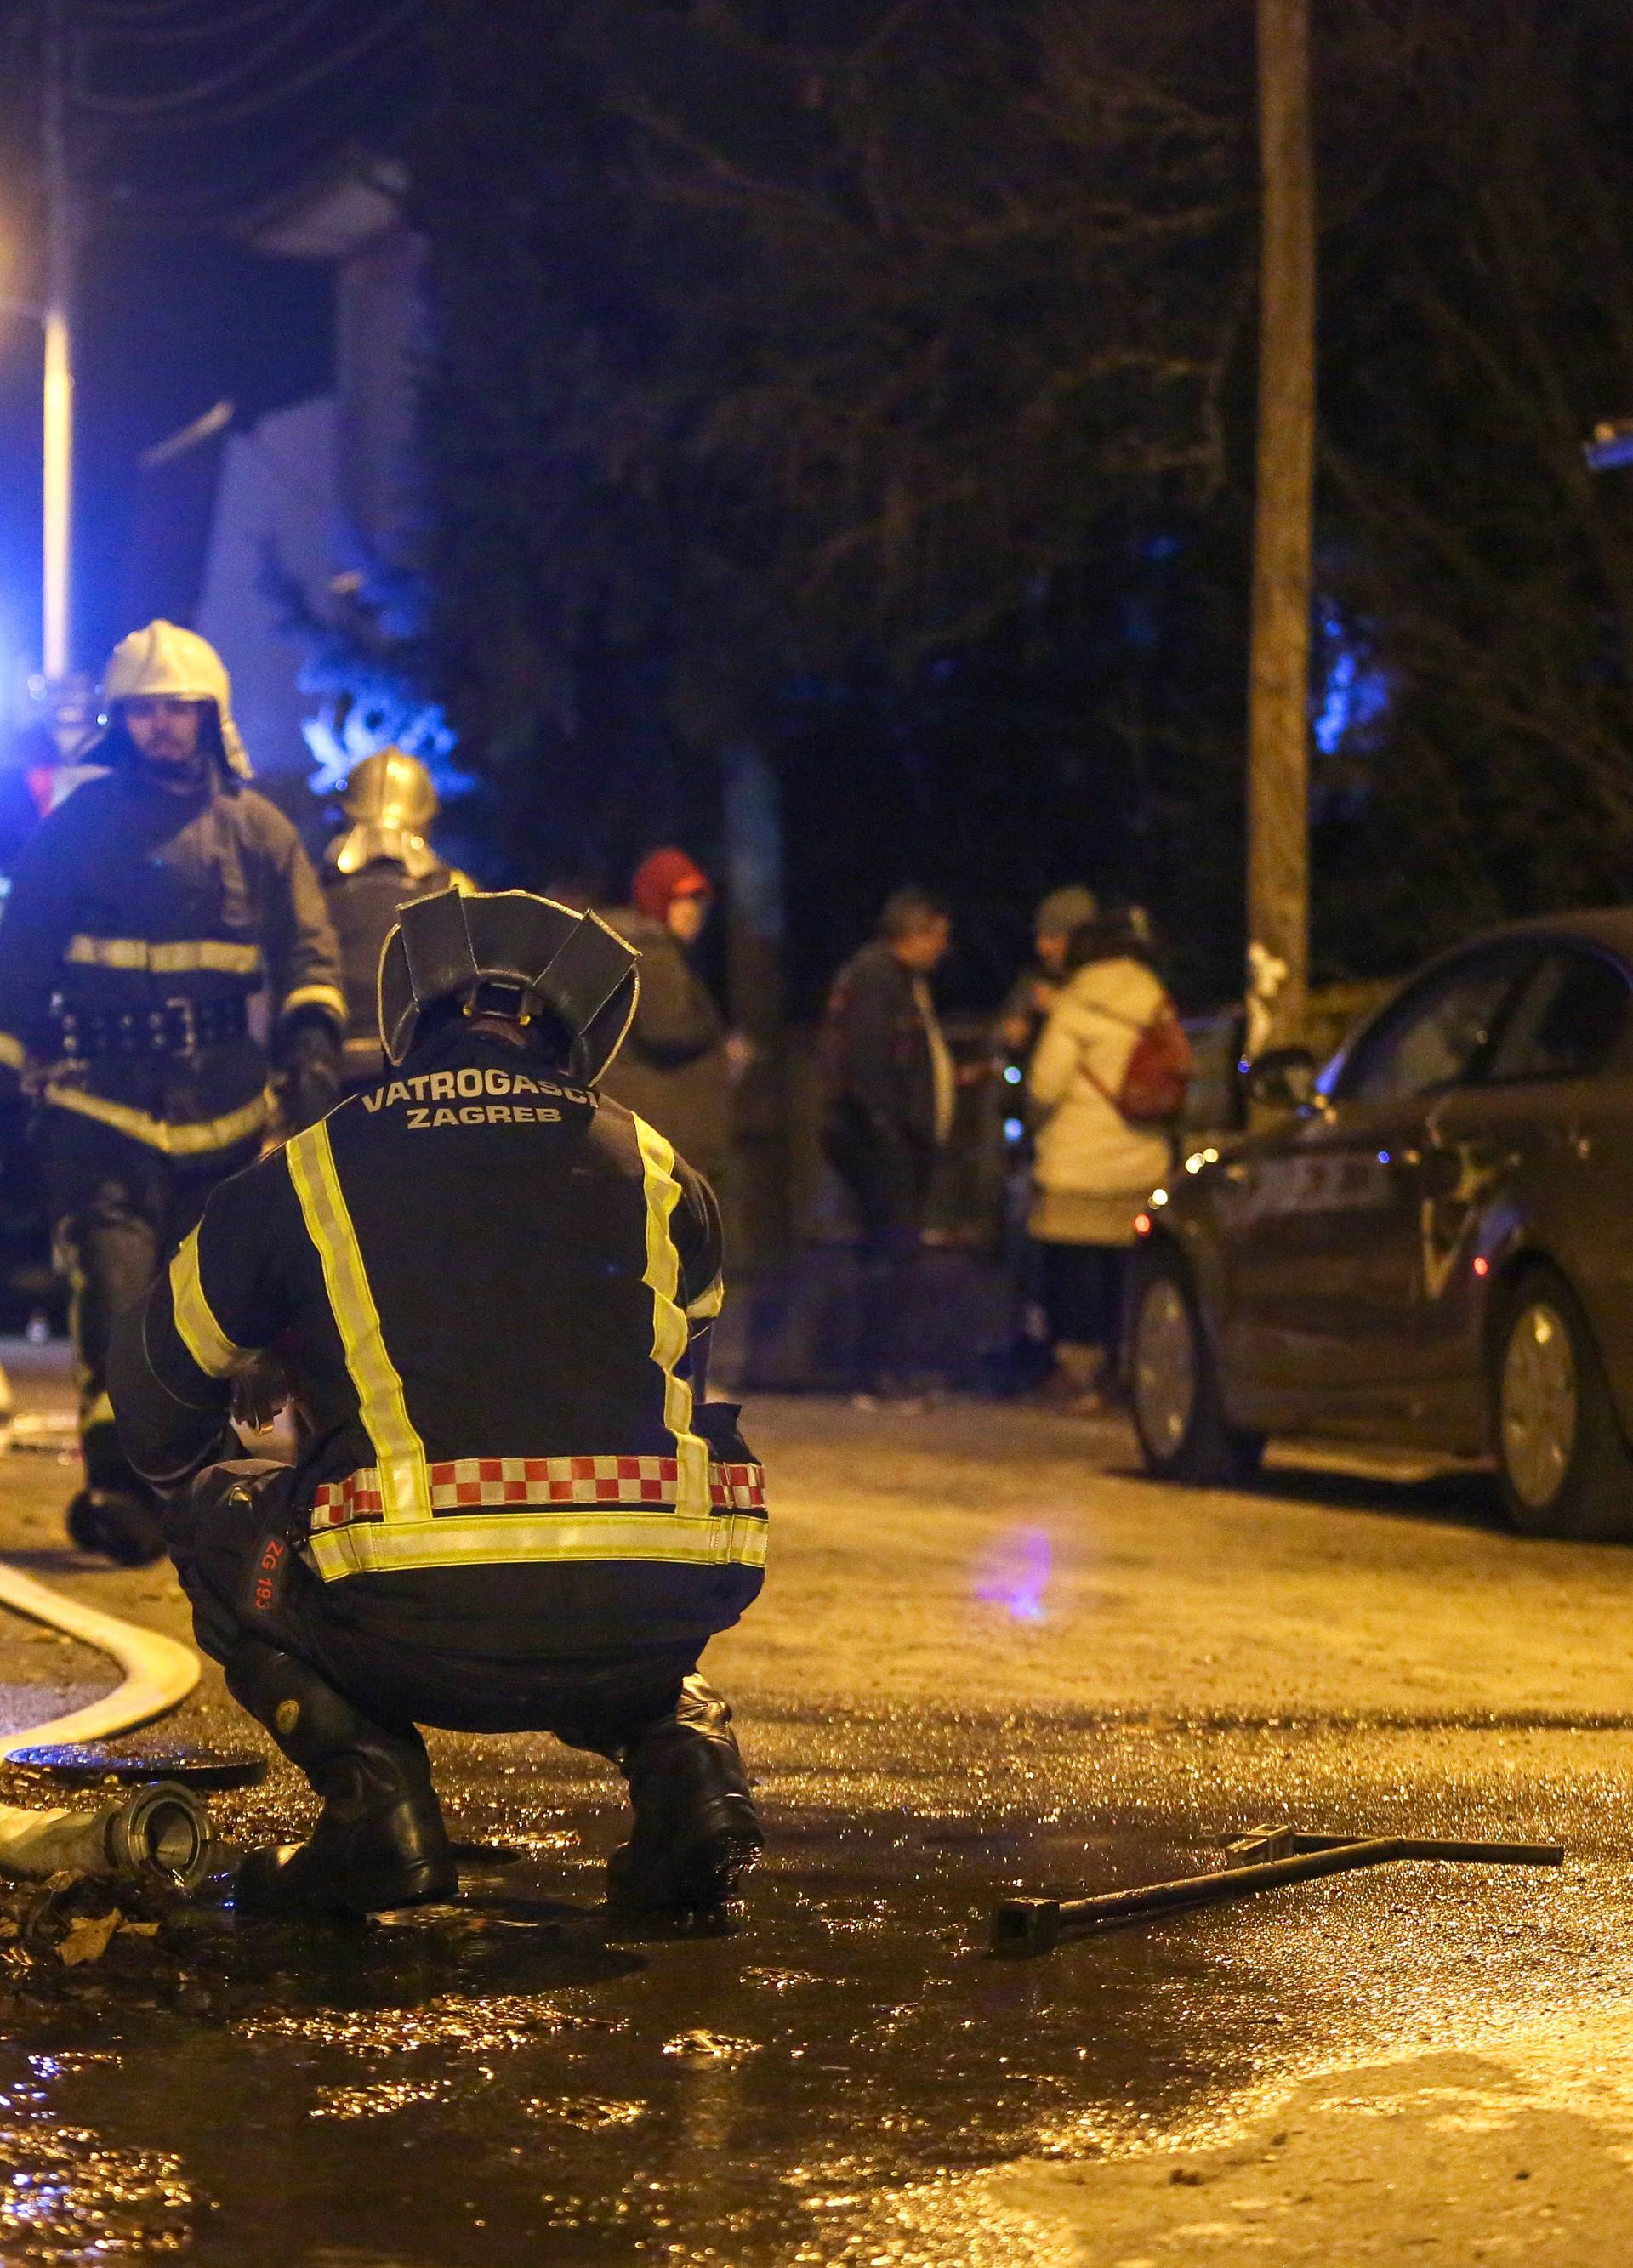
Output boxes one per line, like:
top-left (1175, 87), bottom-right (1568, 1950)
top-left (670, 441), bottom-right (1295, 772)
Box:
top-left (0, 1711), bottom-right (1619, 2268)
top-left (0, 1807), bottom-right (1266, 2267)
top-left (0, 2055), bottom-right (193, 2262)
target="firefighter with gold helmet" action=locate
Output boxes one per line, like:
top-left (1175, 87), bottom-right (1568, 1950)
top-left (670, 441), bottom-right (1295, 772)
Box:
top-left (108, 886), bottom-right (765, 1918)
top-left (0, 621), bottom-right (346, 1566)
top-left (321, 747), bottom-right (469, 1090)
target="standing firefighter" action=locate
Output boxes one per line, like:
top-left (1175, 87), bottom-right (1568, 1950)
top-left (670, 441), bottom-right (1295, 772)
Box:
top-left (0, 622), bottom-right (345, 1566)
top-left (109, 888), bottom-right (766, 1917)
top-left (321, 748), bottom-right (466, 1090)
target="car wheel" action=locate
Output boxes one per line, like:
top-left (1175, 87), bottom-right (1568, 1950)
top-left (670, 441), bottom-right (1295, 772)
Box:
top-left (1490, 1267), bottom-right (1633, 1541)
top-left (1129, 1247), bottom-right (1265, 1487)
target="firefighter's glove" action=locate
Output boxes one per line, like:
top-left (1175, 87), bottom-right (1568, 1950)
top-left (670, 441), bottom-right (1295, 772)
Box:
top-left (230, 1355), bottom-right (292, 1435)
top-left (276, 1018), bottom-right (342, 1134)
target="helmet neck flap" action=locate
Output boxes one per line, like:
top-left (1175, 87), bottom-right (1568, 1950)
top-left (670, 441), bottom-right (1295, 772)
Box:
top-left (327, 821), bottom-right (445, 881)
top-left (378, 889), bottom-right (640, 1086)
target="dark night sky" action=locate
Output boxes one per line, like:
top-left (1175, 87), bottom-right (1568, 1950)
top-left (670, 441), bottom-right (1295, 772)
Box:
top-left (0, 0), bottom-right (424, 685)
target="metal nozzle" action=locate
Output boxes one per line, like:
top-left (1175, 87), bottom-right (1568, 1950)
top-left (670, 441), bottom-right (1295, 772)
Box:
top-left (0, 1781), bottom-right (213, 1890)
top-left (101, 1782), bottom-right (212, 1890)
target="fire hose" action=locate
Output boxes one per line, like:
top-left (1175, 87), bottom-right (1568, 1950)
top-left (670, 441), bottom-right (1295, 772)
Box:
top-left (0, 1559), bottom-right (210, 1889)
top-left (0, 1782), bottom-right (210, 1890)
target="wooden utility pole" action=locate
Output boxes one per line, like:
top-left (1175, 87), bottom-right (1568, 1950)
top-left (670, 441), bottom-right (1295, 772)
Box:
top-left (1246, 0), bottom-right (1315, 1045)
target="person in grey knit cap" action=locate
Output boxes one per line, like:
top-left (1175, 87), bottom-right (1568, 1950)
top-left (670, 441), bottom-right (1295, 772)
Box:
top-left (994, 886), bottom-right (1099, 1066)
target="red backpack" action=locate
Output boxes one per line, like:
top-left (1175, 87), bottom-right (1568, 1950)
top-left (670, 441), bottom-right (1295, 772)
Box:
top-left (1100, 1000), bottom-right (1195, 1123)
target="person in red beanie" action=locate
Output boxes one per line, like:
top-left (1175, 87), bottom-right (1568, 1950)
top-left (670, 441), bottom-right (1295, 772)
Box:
top-left (631, 847), bottom-right (711, 936)
top-left (600, 848), bottom-right (733, 1181)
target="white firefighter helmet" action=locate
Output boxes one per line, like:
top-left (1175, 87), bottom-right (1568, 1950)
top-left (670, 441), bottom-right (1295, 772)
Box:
top-left (327, 748), bottom-right (443, 880)
top-left (377, 888), bottom-right (640, 1083)
top-left (100, 620), bottom-right (252, 779)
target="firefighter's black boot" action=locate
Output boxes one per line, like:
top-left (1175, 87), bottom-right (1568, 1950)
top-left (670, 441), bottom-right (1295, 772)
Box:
top-left (69, 1411), bottom-right (167, 1566)
top-left (606, 1676), bottom-right (763, 1913)
top-left (225, 1642), bottom-right (456, 1916)
top-left (65, 1486), bottom-right (166, 1568)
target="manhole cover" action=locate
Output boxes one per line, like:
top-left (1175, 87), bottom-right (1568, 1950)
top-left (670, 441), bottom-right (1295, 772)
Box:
top-left (5, 1742), bottom-right (267, 1789)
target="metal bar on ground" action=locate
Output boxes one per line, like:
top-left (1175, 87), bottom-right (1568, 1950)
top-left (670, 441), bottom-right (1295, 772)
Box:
top-left (1224, 1822), bottom-right (1564, 1868)
top-left (992, 1827), bottom-right (1565, 1957)
top-left (1289, 1835), bottom-right (1564, 1864)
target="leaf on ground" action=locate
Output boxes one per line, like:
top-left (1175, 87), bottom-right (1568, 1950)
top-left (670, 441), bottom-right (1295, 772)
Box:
top-left (119, 1921), bottom-right (161, 1940)
top-left (58, 1910), bottom-right (122, 1966)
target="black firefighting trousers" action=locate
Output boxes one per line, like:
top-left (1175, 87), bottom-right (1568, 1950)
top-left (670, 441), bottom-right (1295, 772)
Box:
top-left (37, 1112), bottom-right (262, 1503)
top-left (168, 1461), bottom-right (704, 1757)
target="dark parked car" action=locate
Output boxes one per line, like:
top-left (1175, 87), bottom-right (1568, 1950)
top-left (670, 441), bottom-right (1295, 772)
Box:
top-left (1127, 911), bottom-right (1633, 1538)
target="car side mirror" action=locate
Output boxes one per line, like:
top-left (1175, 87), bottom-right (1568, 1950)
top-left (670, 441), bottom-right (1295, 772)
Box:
top-left (1243, 1045), bottom-right (1318, 1111)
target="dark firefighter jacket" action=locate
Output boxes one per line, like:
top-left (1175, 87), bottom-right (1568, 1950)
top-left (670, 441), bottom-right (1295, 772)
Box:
top-left (323, 857), bottom-right (459, 1081)
top-left (0, 768), bottom-right (345, 1159)
top-left (108, 1030), bottom-right (766, 1657)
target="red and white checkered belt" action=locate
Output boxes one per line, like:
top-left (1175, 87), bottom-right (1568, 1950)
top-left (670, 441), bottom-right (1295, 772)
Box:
top-left (311, 1453), bottom-right (768, 1529)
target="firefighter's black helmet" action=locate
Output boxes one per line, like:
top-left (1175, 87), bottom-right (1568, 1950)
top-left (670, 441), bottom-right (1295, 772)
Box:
top-left (378, 888), bottom-right (640, 1083)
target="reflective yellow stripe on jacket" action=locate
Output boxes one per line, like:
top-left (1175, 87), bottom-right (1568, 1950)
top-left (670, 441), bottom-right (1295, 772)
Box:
top-left (169, 1225), bottom-right (248, 1378)
top-left (41, 1085), bottom-right (271, 1157)
top-left (686, 1275), bottom-right (725, 1324)
top-left (307, 1506), bottom-right (768, 1583)
top-left (79, 1390), bottom-right (116, 1437)
top-left (65, 935), bottom-right (263, 977)
top-left (631, 1115), bottom-right (711, 1519)
top-left (281, 982), bottom-right (349, 1023)
top-left (286, 1119), bottom-right (430, 1523)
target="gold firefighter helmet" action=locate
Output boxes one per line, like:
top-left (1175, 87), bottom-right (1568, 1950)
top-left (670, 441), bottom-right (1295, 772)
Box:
top-left (99, 620), bottom-right (252, 778)
top-left (377, 888), bottom-right (640, 1085)
top-left (328, 749), bottom-right (444, 881)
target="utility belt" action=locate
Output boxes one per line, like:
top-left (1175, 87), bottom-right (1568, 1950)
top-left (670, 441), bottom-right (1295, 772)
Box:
top-left (51, 996), bottom-right (250, 1063)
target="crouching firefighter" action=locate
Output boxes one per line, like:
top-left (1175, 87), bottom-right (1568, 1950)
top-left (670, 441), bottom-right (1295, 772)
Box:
top-left (108, 887), bottom-right (767, 1918)
top-left (0, 622), bottom-right (346, 1567)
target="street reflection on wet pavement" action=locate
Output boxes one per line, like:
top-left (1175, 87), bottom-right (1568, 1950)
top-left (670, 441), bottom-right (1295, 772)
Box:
top-left (0, 1695), bottom-right (1625, 2266)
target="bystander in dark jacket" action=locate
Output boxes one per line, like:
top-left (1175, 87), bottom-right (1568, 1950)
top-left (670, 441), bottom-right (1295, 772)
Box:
top-left (819, 889), bottom-right (954, 1403)
top-left (600, 848), bottom-right (732, 1181)
top-left (993, 885), bottom-right (1099, 1068)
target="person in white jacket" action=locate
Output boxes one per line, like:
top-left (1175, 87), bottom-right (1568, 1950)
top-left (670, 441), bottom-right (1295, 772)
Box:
top-left (1026, 911), bottom-right (1175, 1406)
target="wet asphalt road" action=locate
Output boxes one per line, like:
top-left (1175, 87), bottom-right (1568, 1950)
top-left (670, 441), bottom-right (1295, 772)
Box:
top-left (2, 1352), bottom-right (1633, 2264)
